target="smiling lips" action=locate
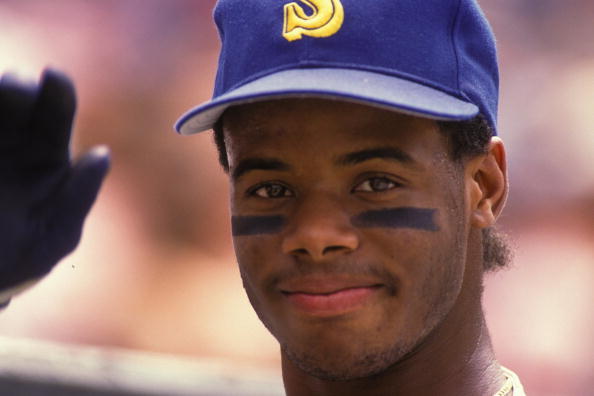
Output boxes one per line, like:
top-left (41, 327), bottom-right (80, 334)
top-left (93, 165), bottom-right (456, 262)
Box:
top-left (280, 278), bottom-right (384, 317)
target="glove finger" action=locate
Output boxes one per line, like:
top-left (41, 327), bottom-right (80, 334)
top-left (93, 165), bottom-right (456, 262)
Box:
top-left (45, 146), bottom-right (110, 258)
top-left (28, 69), bottom-right (76, 166)
top-left (0, 146), bottom-right (107, 289)
top-left (0, 74), bottom-right (38, 150)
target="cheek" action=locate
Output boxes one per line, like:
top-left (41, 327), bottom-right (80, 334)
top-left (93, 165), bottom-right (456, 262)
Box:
top-left (367, 226), bottom-right (466, 320)
top-left (232, 235), bottom-right (289, 338)
top-left (233, 237), bottom-right (270, 307)
top-left (232, 235), bottom-right (282, 304)
top-left (233, 237), bottom-right (268, 283)
top-left (370, 229), bottom-right (444, 283)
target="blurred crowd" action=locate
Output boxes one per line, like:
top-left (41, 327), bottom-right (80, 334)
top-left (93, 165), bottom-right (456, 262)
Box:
top-left (0, 1), bottom-right (592, 395)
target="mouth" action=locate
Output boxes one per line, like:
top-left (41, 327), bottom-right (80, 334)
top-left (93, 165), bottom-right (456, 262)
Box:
top-left (279, 277), bottom-right (384, 317)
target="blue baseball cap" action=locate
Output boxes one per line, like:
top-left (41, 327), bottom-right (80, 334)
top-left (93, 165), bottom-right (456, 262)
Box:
top-left (175, 0), bottom-right (499, 135)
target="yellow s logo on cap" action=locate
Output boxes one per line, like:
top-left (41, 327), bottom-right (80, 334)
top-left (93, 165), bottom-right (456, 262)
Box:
top-left (283, 0), bottom-right (344, 42)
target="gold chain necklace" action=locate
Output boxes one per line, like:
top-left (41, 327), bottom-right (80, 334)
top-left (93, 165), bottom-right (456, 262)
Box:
top-left (493, 372), bottom-right (514, 396)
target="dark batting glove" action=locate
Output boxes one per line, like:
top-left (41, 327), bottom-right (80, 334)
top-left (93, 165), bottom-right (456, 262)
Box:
top-left (0, 69), bottom-right (110, 305)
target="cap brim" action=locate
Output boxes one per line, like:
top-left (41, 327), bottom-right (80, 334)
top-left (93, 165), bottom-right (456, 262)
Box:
top-left (175, 68), bottom-right (478, 135)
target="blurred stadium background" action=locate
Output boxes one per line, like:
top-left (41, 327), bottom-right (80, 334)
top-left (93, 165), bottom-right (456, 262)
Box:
top-left (0, 1), bottom-right (592, 395)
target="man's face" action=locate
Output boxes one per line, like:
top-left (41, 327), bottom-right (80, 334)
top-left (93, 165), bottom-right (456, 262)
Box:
top-left (223, 99), bottom-right (475, 380)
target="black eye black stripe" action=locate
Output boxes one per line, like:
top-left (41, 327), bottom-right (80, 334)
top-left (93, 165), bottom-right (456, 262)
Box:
top-left (352, 208), bottom-right (439, 231)
top-left (231, 207), bottom-right (438, 236)
top-left (232, 215), bottom-right (286, 236)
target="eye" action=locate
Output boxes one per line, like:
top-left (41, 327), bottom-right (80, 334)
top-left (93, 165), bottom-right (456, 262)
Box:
top-left (353, 177), bottom-right (400, 193)
top-left (250, 182), bottom-right (294, 198)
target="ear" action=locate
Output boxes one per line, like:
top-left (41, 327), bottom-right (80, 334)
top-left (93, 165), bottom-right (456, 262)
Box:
top-left (466, 137), bottom-right (508, 229)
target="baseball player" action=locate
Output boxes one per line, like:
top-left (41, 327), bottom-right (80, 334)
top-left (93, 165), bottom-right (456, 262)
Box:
top-left (0, 0), bottom-right (526, 394)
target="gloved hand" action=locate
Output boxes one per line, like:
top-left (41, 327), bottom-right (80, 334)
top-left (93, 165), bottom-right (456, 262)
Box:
top-left (0, 69), bottom-right (110, 306)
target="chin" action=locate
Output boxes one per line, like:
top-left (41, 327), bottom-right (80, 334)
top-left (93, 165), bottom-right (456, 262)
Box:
top-left (282, 339), bottom-right (414, 381)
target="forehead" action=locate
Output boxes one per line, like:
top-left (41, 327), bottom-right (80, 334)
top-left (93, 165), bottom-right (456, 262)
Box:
top-left (222, 98), bottom-right (444, 160)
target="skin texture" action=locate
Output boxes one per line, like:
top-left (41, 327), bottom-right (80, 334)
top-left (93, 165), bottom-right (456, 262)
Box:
top-left (223, 98), bottom-right (508, 396)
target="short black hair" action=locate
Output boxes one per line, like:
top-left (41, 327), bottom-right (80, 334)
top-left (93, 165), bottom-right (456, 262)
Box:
top-left (436, 116), bottom-right (492, 161)
top-left (212, 112), bottom-right (511, 272)
top-left (213, 116), bottom-right (229, 171)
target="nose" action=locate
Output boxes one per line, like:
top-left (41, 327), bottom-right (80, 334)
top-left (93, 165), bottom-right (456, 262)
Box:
top-left (281, 194), bottom-right (359, 261)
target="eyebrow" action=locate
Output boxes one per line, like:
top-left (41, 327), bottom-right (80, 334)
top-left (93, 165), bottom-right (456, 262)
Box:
top-left (232, 147), bottom-right (417, 180)
top-left (336, 147), bottom-right (417, 168)
top-left (232, 158), bottom-right (291, 181)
